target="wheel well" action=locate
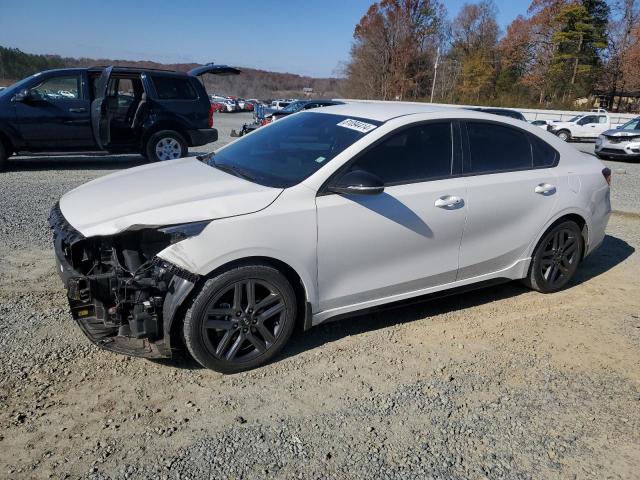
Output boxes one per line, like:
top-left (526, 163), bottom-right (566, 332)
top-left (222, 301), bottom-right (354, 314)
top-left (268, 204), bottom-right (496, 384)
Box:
top-left (168, 257), bottom-right (310, 344)
top-left (142, 125), bottom-right (189, 149)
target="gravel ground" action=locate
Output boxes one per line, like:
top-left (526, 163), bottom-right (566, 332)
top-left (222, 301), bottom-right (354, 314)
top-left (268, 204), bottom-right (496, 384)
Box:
top-left (1, 112), bottom-right (639, 479)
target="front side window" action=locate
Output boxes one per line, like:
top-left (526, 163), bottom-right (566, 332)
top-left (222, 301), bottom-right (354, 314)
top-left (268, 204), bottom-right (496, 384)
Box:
top-left (348, 122), bottom-right (453, 185)
top-left (209, 112), bottom-right (381, 188)
top-left (465, 122), bottom-right (531, 173)
top-left (151, 76), bottom-right (197, 100)
top-left (578, 115), bottom-right (597, 125)
top-left (31, 75), bottom-right (81, 100)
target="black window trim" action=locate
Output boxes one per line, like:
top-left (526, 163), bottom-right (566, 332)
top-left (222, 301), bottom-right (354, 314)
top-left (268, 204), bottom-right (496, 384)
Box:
top-left (318, 117), bottom-right (560, 196)
top-left (318, 119), bottom-right (463, 196)
top-left (460, 119), bottom-right (559, 177)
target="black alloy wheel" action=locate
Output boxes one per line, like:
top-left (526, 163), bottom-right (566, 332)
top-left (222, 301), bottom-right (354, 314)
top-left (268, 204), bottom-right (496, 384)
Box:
top-left (525, 221), bottom-right (583, 293)
top-left (183, 266), bottom-right (297, 373)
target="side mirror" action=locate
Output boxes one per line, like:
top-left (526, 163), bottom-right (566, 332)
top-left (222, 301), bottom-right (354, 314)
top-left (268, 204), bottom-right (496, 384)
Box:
top-left (328, 170), bottom-right (385, 196)
top-left (14, 88), bottom-right (39, 102)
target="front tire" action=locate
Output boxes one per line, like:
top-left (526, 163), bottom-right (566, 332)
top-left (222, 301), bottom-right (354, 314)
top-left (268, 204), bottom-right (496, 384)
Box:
top-left (524, 221), bottom-right (584, 293)
top-left (183, 265), bottom-right (297, 373)
top-left (556, 130), bottom-right (571, 142)
top-left (145, 130), bottom-right (187, 162)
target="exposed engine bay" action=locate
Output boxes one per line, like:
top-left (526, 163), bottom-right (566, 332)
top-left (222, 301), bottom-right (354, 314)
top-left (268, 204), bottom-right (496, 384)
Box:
top-left (49, 203), bottom-right (199, 357)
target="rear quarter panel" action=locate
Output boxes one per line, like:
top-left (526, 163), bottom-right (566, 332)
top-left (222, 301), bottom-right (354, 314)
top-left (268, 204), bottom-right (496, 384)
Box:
top-left (524, 146), bottom-right (611, 258)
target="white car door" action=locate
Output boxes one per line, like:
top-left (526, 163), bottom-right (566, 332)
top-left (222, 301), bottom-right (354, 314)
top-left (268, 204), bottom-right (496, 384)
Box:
top-left (316, 121), bottom-right (467, 312)
top-left (457, 121), bottom-right (559, 280)
top-left (573, 115), bottom-right (600, 138)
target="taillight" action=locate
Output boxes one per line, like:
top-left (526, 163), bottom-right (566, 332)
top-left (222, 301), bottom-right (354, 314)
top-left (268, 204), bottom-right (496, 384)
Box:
top-left (602, 167), bottom-right (611, 186)
top-left (208, 105), bottom-right (215, 128)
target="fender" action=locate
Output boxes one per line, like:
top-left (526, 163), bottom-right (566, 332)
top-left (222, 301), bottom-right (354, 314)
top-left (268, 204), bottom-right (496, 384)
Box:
top-left (159, 245), bottom-right (318, 308)
top-left (0, 120), bottom-right (23, 151)
top-left (523, 206), bottom-right (591, 261)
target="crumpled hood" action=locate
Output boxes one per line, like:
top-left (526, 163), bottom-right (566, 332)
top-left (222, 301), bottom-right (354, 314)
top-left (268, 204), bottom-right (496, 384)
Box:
top-left (601, 128), bottom-right (640, 137)
top-left (59, 157), bottom-right (283, 237)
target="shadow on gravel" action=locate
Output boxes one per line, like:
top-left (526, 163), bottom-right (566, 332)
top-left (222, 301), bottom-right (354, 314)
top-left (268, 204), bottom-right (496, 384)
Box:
top-left (7, 154), bottom-right (147, 171)
top-left (154, 235), bottom-right (635, 371)
top-left (571, 234), bottom-right (634, 285)
top-left (281, 233), bottom-right (634, 363)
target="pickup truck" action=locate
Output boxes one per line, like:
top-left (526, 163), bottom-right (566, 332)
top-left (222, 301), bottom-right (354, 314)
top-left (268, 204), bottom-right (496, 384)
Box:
top-left (0, 64), bottom-right (240, 169)
top-left (546, 109), bottom-right (613, 141)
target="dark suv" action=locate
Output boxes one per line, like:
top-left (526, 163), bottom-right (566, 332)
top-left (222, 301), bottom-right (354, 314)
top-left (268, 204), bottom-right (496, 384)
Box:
top-left (0, 64), bottom-right (239, 168)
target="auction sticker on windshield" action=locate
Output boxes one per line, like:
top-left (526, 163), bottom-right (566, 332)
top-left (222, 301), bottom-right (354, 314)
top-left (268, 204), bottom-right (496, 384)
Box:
top-left (337, 118), bottom-right (377, 133)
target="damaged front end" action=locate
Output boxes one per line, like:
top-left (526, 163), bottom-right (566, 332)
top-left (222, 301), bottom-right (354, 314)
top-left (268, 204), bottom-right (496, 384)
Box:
top-left (48, 203), bottom-right (202, 358)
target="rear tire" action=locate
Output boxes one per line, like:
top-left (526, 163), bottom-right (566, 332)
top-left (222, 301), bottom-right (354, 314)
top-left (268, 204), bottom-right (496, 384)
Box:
top-left (145, 130), bottom-right (187, 162)
top-left (183, 265), bottom-right (297, 374)
top-left (524, 220), bottom-right (584, 293)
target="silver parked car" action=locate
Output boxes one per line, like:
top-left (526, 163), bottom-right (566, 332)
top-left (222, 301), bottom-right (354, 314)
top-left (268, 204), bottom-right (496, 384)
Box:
top-left (595, 117), bottom-right (640, 161)
top-left (50, 103), bottom-right (612, 373)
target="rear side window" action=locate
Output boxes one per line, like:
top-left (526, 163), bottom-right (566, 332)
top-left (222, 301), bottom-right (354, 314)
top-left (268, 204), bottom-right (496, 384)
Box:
top-left (350, 122), bottom-right (453, 185)
top-left (531, 135), bottom-right (558, 167)
top-left (151, 76), bottom-right (197, 100)
top-left (465, 122), bottom-right (531, 174)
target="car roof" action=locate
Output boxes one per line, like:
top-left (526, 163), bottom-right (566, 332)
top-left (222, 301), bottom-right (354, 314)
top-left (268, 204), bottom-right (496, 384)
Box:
top-left (313, 102), bottom-right (454, 122)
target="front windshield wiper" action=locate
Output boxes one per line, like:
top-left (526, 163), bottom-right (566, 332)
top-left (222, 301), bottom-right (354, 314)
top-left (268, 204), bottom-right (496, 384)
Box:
top-left (203, 153), bottom-right (257, 182)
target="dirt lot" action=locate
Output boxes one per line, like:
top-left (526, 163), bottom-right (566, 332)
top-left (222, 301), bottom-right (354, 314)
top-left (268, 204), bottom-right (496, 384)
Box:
top-left (1, 112), bottom-right (639, 479)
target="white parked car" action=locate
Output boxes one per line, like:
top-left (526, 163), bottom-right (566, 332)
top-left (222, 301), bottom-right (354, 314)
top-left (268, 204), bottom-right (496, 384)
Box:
top-left (530, 119), bottom-right (551, 130)
top-left (595, 116), bottom-right (640, 161)
top-left (50, 104), bottom-right (612, 373)
top-left (547, 109), bottom-right (612, 141)
top-left (270, 100), bottom-right (290, 110)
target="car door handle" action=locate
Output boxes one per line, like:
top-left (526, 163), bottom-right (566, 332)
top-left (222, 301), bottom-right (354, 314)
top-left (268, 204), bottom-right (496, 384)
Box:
top-left (534, 183), bottom-right (556, 195)
top-left (435, 196), bottom-right (464, 209)
top-left (69, 108), bottom-right (87, 113)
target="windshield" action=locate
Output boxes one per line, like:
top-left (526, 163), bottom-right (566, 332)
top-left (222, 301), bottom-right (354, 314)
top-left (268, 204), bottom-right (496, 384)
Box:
top-left (208, 112), bottom-right (382, 188)
top-left (0, 72), bottom-right (43, 98)
top-left (620, 118), bottom-right (640, 130)
top-left (282, 101), bottom-right (306, 113)
top-left (568, 115), bottom-right (583, 122)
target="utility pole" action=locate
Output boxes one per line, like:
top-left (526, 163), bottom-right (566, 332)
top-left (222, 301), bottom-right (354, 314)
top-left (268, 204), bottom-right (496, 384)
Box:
top-left (430, 46), bottom-right (440, 103)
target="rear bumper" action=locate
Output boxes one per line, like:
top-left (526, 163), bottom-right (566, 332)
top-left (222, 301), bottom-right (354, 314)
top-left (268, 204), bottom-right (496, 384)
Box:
top-left (187, 128), bottom-right (218, 147)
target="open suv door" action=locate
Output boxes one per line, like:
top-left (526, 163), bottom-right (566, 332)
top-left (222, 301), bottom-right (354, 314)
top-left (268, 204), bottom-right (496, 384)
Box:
top-left (90, 66), bottom-right (113, 149)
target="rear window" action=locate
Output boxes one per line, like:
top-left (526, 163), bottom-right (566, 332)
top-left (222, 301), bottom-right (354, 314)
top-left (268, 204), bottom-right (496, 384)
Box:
top-left (151, 76), bottom-right (197, 100)
top-left (465, 122), bottom-right (531, 173)
top-left (531, 135), bottom-right (558, 168)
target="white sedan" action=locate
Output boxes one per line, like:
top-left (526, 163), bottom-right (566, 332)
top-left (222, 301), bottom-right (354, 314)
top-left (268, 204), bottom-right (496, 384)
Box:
top-left (50, 103), bottom-right (612, 373)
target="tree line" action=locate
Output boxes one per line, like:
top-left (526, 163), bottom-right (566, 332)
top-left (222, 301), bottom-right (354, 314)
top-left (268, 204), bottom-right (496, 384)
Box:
top-left (0, 46), bottom-right (342, 100)
top-left (343, 0), bottom-right (640, 112)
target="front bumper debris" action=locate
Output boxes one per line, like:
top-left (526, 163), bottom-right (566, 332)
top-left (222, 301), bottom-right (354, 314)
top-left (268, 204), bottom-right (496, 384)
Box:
top-left (49, 203), bottom-right (198, 359)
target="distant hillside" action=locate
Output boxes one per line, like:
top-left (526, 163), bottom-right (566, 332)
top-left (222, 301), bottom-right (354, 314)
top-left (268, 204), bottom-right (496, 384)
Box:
top-left (0, 46), bottom-right (344, 99)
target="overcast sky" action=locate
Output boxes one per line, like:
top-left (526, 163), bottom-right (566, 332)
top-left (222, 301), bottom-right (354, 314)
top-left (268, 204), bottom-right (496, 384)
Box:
top-left (0, 0), bottom-right (532, 77)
